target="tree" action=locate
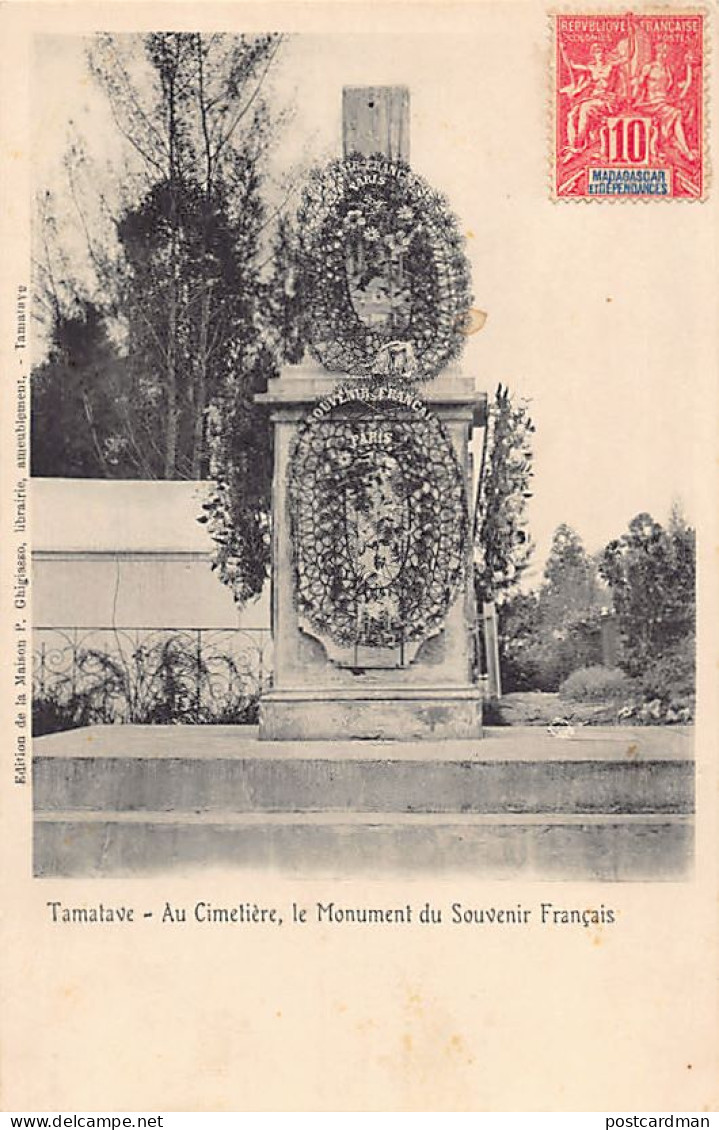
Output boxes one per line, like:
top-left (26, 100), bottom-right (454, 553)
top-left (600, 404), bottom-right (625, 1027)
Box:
top-left (86, 31), bottom-right (284, 481)
top-left (114, 168), bottom-right (269, 480)
top-left (263, 214), bottom-right (308, 366)
top-left (497, 524), bottom-right (606, 692)
top-left (201, 346), bottom-right (275, 605)
top-left (33, 33), bottom-right (286, 486)
top-left (31, 301), bottom-right (135, 478)
top-left (497, 590), bottom-right (541, 692)
top-left (540, 523), bottom-right (604, 627)
top-left (197, 212), bottom-right (309, 605)
top-left (473, 383), bottom-right (534, 608)
top-left (600, 510), bottom-right (695, 673)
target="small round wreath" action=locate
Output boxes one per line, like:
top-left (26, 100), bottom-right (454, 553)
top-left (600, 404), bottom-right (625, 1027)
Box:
top-left (296, 155), bottom-right (473, 382)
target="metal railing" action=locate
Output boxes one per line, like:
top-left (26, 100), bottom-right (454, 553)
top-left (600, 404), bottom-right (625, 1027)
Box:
top-left (32, 626), bottom-right (273, 731)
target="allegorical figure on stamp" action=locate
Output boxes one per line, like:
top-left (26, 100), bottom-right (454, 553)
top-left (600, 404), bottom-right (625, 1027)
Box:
top-left (561, 42), bottom-right (619, 156)
top-left (633, 42), bottom-right (696, 162)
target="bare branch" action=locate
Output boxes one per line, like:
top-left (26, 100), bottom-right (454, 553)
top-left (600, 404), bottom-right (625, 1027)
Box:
top-left (212, 35), bottom-right (284, 165)
top-left (94, 36), bottom-right (169, 163)
top-left (256, 176), bottom-right (301, 239)
top-left (195, 33), bottom-right (214, 198)
top-left (80, 392), bottom-right (111, 473)
top-left (130, 298), bottom-right (170, 363)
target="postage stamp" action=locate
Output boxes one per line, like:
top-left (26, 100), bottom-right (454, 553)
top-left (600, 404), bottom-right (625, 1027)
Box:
top-left (552, 11), bottom-right (705, 200)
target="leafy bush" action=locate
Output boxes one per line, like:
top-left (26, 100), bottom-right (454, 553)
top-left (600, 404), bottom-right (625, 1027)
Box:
top-left (638, 635), bottom-right (695, 704)
top-left (559, 665), bottom-right (633, 703)
top-left (32, 688), bottom-right (96, 736)
top-left (497, 592), bottom-right (541, 692)
top-left (507, 624), bottom-right (603, 693)
top-left (612, 636), bottom-right (695, 723)
top-left (33, 683), bottom-right (261, 736)
top-left (33, 634), bottom-right (265, 736)
top-left (600, 511), bottom-right (695, 674)
top-left (494, 526), bottom-right (606, 693)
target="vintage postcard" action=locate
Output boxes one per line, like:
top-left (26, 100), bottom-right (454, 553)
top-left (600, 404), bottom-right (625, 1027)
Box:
top-left (1, 0), bottom-right (717, 1114)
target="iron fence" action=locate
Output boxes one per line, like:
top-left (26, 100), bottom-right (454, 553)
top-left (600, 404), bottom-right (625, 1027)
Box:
top-left (32, 626), bottom-right (273, 732)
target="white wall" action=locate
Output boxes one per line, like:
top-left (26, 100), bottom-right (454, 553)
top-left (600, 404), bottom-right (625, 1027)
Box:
top-left (31, 480), bottom-right (270, 630)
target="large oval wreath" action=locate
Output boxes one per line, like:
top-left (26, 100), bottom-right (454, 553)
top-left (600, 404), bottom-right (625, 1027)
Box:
top-left (296, 156), bottom-right (473, 382)
top-left (288, 386), bottom-right (469, 650)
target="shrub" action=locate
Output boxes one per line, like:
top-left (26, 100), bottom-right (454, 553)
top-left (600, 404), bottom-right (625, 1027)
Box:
top-left (32, 689), bottom-right (96, 737)
top-left (638, 636), bottom-right (695, 705)
top-left (612, 636), bottom-right (695, 723)
top-left (559, 665), bottom-right (633, 703)
top-left (33, 634), bottom-right (265, 734)
top-left (600, 512), bottom-right (695, 674)
top-left (511, 627), bottom-right (603, 693)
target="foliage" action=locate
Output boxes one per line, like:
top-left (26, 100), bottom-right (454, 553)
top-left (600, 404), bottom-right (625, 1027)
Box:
top-left (539, 523), bottom-right (605, 625)
top-left (33, 32), bottom-right (286, 491)
top-left (264, 215), bottom-right (308, 366)
top-left (32, 636), bottom-right (264, 736)
top-left (496, 524), bottom-right (605, 692)
top-left (31, 301), bottom-right (135, 477)
top-left (101, 32), bottom-right (283, 481)
top-left (200, 347), bottom-right (275, 605)
top-left (201, 185), bottom-right (312, 606)
top-left (115, 169), bottom-right (271, 479)
top-left (498, 509), bottom-right (696, 717)
top-left (638, 633), bottom-right (695, 703)
top-left (32, 687), bottom-right (97, 736)
top-left (497, 591), bottom-right (541, 692)
top-left (33, 32), bottom-right (293, 606)
top-left (474, 385), bottom-right (534, 611)
top-left (615, 633), bottom-right (696, 723)
top-left (599, 509), bottom-right (696, 674)
top-left (559, 665), bottom-right (633, 703)
top-left (512, 627), bottom-right (604, 693)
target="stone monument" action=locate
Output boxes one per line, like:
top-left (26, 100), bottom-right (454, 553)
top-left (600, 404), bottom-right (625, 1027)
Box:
top-left (31, 91), bottom-right (694, 882)
top-left (257, 87), bottom-right (487, 741)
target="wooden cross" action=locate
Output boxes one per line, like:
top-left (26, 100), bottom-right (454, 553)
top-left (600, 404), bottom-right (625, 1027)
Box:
top-left (342, 86), bottom-right (410, 162)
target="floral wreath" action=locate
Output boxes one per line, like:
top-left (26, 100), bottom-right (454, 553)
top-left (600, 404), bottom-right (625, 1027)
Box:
top-left (296, 156), bottom-right (473, 382)
top-left (288, 386), bottom-right (468, 649)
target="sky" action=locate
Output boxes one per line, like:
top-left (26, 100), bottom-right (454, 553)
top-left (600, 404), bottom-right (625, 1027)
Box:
top-left (31, 15), bottom-right (715, 581)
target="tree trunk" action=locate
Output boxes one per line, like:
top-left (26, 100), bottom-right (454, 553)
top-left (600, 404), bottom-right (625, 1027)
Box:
top-left (191, 35), bottom-right (213, 482)
top-left (163, 43), bottom-right (180, 479)
top-left (191, 282), bottom-right (212, 479)
top-left (164, 281), bottom-right (179, 478)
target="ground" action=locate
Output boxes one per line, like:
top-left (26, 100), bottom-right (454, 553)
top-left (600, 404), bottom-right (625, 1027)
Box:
top-left (493, 692), bottom-right (638, 728)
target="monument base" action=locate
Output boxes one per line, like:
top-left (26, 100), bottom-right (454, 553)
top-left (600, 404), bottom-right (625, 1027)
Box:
top-left (33, 723), bottom-right (694, 878)
top-left (258, 686), bottom-right (483, 741)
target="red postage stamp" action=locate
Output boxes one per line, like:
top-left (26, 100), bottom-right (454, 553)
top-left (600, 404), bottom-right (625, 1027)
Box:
top-left (553, 12), bottom-right (705, 200)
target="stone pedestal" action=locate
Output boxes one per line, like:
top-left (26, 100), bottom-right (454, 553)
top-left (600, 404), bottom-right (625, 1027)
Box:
top-left (256, 364), bottom-right (487, 741)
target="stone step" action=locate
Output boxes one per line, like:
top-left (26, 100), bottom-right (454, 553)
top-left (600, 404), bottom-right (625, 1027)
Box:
top-left (34, 738), bottom-right (694, 816)
top-left (33, 725), bottom-right (694, 878)
top-left (33, 810), bottom-right (693, 880)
